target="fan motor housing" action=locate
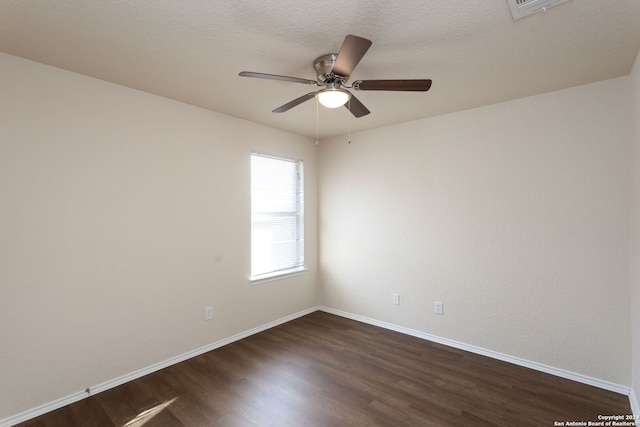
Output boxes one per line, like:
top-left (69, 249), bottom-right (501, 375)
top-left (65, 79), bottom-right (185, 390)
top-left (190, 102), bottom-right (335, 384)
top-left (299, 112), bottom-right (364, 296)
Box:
top-left (314, 53), bottom-right (339, 83)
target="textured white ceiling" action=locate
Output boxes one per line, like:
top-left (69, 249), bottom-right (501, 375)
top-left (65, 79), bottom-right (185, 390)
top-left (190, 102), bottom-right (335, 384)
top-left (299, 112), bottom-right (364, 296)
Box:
top-left (1, 0), bottom-right (639, 139)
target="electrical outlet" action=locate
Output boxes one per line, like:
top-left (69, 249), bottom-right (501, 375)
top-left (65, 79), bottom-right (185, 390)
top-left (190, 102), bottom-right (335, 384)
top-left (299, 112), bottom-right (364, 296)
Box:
top-left (392, 293), bottom-right (400, 305)
top-left (205, 306), bottom-right (213, 320)
top-left (434, 301), bottom-right (443, 315)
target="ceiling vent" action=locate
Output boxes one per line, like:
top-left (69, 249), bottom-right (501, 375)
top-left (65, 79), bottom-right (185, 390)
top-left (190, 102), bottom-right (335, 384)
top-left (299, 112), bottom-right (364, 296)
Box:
top-left (507, 0), bottom-right (571, 20)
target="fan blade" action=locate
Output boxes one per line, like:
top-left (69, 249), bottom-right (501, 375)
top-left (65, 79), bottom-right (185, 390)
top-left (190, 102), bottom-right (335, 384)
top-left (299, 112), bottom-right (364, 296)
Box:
top-left (332, 35), bottom-right (372, 78)
top-left (344, 93), bottom-right (370, 118)
top-left (273, 91), bottom-right (318, 113)
top-left (354, 79), bottom-right (432, 91)
top-left (239, 71), bottom-right (318, 85)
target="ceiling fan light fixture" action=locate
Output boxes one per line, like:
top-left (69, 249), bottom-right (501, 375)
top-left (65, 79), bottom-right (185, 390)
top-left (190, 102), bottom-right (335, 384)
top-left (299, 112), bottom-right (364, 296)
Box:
top-left (317, 88), bottom-right (350, 109)
top-left (240, 35), bottom-right (429, 118)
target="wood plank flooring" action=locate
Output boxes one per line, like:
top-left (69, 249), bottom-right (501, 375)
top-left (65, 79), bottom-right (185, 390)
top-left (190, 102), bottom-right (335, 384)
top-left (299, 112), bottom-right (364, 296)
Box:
top-left (17, 311), bottom-right (631, 426)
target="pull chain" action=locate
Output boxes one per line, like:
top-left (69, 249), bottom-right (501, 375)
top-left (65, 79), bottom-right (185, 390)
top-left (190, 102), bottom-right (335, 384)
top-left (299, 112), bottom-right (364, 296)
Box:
top-left (347, 98), bottom-right (351, 144)
top-left (315, 97), bottom-right (320, 146)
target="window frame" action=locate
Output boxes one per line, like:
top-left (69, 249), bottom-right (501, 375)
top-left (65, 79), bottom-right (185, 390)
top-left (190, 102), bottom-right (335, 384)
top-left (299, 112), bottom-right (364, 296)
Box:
top-left (249, 152), bottom-right (305, 284)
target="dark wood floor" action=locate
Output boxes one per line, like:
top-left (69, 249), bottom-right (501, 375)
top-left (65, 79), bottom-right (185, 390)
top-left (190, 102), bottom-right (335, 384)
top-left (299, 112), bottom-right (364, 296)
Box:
top-left (17, 311), bottom-right (631, 426)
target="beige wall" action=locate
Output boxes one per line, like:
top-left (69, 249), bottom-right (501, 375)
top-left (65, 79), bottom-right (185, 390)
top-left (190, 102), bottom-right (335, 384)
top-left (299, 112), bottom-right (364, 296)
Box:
top-left (0, 52), bottom-right (319, 419)
top-left (319, 77), bottom-right (632, 385)
top-left (630, 50), bottom-right (640, 415)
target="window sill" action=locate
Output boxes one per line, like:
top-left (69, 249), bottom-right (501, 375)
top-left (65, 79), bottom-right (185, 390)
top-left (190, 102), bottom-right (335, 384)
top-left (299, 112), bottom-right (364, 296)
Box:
top-left (249, 267), bottom-right (307, 285)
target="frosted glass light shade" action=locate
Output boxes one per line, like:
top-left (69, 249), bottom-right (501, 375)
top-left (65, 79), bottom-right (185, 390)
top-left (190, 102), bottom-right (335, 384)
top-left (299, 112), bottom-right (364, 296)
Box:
top-left (317, 88), bottom-right (350, 108)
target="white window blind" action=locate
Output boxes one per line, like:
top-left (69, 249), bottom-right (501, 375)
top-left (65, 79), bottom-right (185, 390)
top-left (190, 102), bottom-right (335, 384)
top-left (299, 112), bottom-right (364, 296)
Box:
top-left (251, 153), bottom-right (304, 281)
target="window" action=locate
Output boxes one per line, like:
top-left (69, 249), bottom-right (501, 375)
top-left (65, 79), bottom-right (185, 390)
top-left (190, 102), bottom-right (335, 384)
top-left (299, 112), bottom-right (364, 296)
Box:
top-left (250, 153), bottom-right (304, 282)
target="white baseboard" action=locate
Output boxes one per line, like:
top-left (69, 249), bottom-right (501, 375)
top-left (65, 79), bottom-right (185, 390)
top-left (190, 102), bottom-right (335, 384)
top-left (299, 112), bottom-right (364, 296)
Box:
top-left (319, 306), bottom-right (631, 396)
top-left (630, 388), bottom-right (640, 427)
top-left (0, 390), bottom-right (89, 427)
top-left (0, 306), bottom-right (319, 427)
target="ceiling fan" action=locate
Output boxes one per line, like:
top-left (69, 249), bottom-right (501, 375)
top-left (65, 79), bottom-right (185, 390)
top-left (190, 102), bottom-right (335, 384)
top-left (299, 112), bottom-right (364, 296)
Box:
top-left (239, 35), bottom-right (432, 118)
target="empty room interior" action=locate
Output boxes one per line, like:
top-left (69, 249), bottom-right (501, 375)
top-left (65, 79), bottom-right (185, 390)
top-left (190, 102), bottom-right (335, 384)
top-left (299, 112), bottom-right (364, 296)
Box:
top-left (1, 1), bottom-right (640, 426)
